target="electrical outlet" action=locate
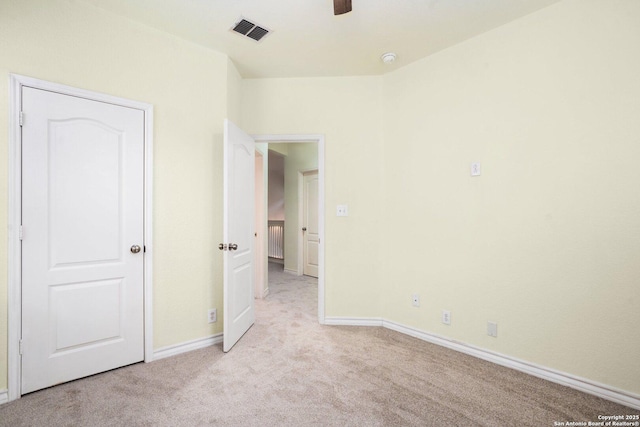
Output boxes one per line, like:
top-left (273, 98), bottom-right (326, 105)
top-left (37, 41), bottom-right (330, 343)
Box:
top-left (336, 205), bottom-right (349, 217)
top-left (412, 294), bottom-right (420, 307)
top-left (442, 310), bottom-right (451, 325)
top-left (487, 321), bottom-right (498, 337)
top-left (471, 162), bottom-right (481, 176)
top-left (208, 308), bottom-right (217, 323)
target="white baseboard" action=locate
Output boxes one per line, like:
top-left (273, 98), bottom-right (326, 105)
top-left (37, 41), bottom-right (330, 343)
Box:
top-left (152, 333), bottom-right (223, 361)
top-left (324, 316), bottom-right (640, 410)
top-left (283, 268), bottom-right (299, 275)
top-left (0, 389), bottom-right (8, 405)
top-left (324, 316), bottom-right (383, 327)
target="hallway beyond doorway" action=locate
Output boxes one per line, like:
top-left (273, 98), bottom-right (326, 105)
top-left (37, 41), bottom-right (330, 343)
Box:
top-left (266, 262), bottom-right (318, 315)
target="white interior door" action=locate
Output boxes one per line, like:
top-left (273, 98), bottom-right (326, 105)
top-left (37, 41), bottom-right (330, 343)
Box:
top-left (223, 119), bottom-right (256, 352)
top-left (21, 87), bottom-right (145, 394)
top-left (303, 171), bottom-right (319, 278)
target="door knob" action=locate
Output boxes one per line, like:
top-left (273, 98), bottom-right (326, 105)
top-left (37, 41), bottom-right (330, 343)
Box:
top-left (229, 243), bottom-right (238, 251)
top-left (302, 227), bottom-right (307, 232)
top-left (218, 243), bottom-right (228, 251)
top-left (130, 245), bottom-right (141, 254)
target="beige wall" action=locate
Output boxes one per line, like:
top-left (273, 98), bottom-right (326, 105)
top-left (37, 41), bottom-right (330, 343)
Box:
top-left (0, 0), bottom-right (234, 389)
top-left (226, 59), bottom-right (243, 126)
top-left (381, 0), bottom-right (640, 394)
top-left (242, 77), bottom-right (385, 318)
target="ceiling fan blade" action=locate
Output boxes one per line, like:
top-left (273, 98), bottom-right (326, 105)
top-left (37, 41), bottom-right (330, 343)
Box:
top-left (334, 0), bottom-right (352, 15)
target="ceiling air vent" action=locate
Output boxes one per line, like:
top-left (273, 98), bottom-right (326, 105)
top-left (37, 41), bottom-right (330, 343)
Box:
top-left (231, 18), bottom-right (271, 42)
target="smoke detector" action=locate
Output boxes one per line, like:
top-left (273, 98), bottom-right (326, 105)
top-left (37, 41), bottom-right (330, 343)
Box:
top-left (381, 52), bottom-right (397, 64)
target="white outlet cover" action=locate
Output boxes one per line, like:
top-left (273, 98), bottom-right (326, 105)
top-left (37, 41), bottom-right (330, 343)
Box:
top-left (488, 321), bottom-right (498, 337)
top-left (442, 310), bottom-right (451, 325)
top-left (336, 205), bottom-right (349, 217)
top-left (412, 294), bottom-right (420, 307)
top-left (471, 162), bottom-right (481, 176)
top-left (208, 308), bottom-right (217, 323)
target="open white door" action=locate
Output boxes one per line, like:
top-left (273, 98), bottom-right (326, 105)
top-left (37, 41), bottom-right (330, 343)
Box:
top-left (222, 119), bottom-right (256, 352)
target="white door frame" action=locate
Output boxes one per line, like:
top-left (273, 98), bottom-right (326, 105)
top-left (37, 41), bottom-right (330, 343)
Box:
top-left (7, 74), bottom-right (154, 402)
top-left (252, 134), bottom-right (325, 324)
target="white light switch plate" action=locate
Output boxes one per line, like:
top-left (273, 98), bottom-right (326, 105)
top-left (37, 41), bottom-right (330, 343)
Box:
top-left (487, 321), bottom-right (497, 337)
top-left (336, 205), bottom-right (348, 217)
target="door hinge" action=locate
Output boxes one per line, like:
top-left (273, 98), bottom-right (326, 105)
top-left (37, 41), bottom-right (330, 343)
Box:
top-left (19, 340), bottom-right (24, 355)
top-left (19, 111), bottom-right (24, 127)
top-left (19, 225), bottom-right (23, 241)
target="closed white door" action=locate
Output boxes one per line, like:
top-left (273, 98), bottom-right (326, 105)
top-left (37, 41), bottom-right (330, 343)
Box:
top-left (303, 171), bottom-right (319, 278)
top-left (222, 119), bottom-right (255, 352)
top-left (21, 87), bottom-right (145, 394)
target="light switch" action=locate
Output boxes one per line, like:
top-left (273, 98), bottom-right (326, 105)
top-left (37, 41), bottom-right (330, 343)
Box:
top-left (487, 321), bottom-right (498, 337)
top-left (336, 205), bottom-right (348, 217)
top-left (471, 162), bottom-right (481, 176)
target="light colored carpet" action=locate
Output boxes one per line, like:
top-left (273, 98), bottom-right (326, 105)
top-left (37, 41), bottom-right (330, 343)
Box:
top-left (0, 263), bottom-right (635, 426)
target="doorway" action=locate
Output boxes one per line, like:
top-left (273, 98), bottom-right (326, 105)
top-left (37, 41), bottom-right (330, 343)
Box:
top-left (253, 134), bottom-right (325, 324)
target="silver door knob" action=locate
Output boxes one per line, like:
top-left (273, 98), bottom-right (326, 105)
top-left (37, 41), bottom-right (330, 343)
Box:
top-left (302, 227), bottom-right (307, 232)
top-left (229, 243), bottom-right (238, 251)
top-left (130, 245), bottom-right (141, 254)
top-left (218, 243), bottom-right (228, 251)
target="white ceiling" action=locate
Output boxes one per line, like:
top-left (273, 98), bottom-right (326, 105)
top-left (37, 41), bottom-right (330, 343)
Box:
top-left (80, 0), bottom-right (561, 79)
